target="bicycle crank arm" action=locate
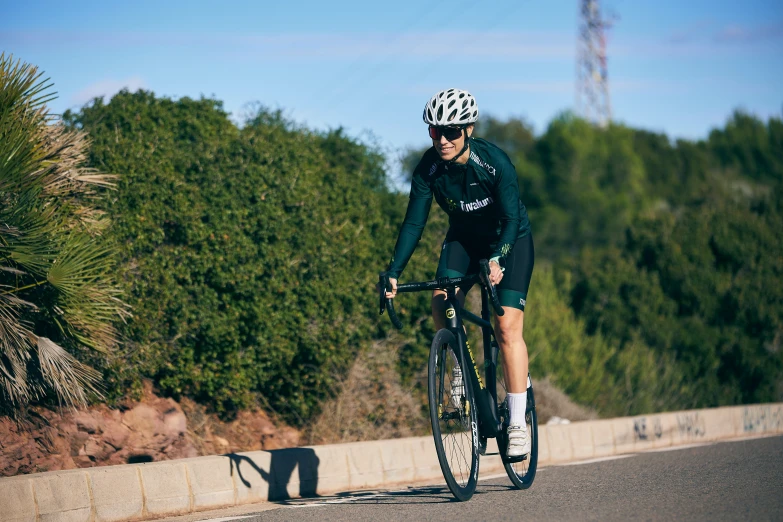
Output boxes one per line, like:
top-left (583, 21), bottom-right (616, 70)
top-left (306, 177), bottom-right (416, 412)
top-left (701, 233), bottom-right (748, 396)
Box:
top-left (440, 411), bottom-right (463, 421)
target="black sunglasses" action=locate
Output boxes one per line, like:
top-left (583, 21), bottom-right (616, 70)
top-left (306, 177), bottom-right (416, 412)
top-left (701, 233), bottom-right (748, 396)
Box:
top-left (428, 125), bottom-right (464, 141)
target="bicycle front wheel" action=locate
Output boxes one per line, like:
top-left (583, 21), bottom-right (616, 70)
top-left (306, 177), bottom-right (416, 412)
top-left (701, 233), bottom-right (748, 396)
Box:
top-left (428, 329), bottom-right (479, 501)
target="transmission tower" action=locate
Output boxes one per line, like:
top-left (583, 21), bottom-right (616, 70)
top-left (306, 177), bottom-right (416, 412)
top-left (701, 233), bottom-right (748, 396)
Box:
top-left (576, 0), bottom-right (613, 127)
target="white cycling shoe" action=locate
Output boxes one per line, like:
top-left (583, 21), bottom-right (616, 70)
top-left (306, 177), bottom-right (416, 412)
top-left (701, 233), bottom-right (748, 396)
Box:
top-left (507, 424), bottom-right (531, 458)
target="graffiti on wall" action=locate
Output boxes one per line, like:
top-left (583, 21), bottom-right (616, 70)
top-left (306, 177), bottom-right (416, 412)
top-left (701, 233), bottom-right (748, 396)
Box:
top-left (743, 405), bottom-right (783, 433)
top-left (629, 404), bottom-right (782, 444)
top-left (633, 417), bottom-right (663, 441)
top-left (676, 412), bottom-right (706, 438)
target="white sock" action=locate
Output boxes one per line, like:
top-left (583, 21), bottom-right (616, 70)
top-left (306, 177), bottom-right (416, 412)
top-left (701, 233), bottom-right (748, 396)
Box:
top-left (507, 392), bottom-right (527, 428)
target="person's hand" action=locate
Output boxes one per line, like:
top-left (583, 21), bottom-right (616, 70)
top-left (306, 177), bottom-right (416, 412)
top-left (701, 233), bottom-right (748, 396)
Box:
top-left (376, 277), bottom-right (398, 299)
top-left (385, 278), bottom-right (398, 299)
top-left (489, 261), bottom-right (504, 286)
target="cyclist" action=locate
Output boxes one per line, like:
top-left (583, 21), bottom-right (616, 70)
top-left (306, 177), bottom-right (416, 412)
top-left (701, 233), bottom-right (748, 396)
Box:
top-left (384, 88), bottom-right (534, 459)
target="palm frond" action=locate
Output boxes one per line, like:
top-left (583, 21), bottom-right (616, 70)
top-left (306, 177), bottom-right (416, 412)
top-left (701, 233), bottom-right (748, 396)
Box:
top-left (37, 336), bottom-right (103, 406)
top-left (0, 294), bottom-right (36, 404)
top-left (25, 217), bottom-right (130, 355)
top-left (36, 123), bottom-right (118, 198)
top-left (0, 53), bottom-right (128, 410)
top-left (0, 266), bottom-right (26, 276)
top-left (0, 54), bottom-right (55, 194)
top-left (0, 195), bottom-right (57, 277)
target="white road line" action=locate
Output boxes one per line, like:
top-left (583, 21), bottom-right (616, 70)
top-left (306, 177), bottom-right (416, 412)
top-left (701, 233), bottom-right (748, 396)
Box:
top-left (286, 491), bottom-right (400, 508)
top-left (198, 515), bottom-right (256, 522)
top-left (642, 442), bottom-right (715, 453)
top-left (557, 454), bottom-right (637, 466)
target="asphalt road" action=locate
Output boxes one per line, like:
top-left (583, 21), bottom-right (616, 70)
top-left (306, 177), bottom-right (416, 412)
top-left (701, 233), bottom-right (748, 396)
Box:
top-left (176, 435), bottom-right (783, 522)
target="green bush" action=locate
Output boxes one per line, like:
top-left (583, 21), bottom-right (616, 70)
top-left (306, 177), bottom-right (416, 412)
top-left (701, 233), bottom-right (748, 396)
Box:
top-left (568, 198), bottom-right (783, 407)
top-left (64, 91), bottom-right (405, 422)
top-left (708, 110), bottom-right (783, 184)
top-left (524, 266), bottom-right (686, 416)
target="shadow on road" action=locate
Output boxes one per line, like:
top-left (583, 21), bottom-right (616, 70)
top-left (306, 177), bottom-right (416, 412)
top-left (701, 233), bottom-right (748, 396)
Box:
top-left (272, 483), bottom-right (517, 506)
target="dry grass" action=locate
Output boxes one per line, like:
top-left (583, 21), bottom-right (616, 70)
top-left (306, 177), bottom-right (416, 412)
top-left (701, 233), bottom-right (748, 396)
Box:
top-left (179, 396), bottom-right (300, 455)
top-left (532, 377), bottom-right (598, 424)
top-left (304, 334), bottom-right (429, 445)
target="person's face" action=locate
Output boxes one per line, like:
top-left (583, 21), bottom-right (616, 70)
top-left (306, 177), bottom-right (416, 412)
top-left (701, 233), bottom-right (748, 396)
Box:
top-left (430, 124), bottom-right (474, 161)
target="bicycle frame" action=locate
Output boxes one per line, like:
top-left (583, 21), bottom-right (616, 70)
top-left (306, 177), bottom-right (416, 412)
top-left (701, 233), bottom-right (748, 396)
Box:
top-left (381, 273), bottom-right (504, 439)
top-left (440, 284), bottom-right (504, 439)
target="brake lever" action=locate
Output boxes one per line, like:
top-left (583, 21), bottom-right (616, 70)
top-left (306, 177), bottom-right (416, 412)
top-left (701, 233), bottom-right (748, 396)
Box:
top-left (378, 272), bottom-right (403, 328)
top-left (379, 272), bottom-right (389, 316)
top-left (479, 259), bottom-right (505, 317)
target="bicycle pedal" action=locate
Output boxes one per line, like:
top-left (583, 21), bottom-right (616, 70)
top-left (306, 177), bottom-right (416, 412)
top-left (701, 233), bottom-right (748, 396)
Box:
top-left (484, 452), bottom-right (499, 456)
top-left (504, 454), bottom-right (528, 464)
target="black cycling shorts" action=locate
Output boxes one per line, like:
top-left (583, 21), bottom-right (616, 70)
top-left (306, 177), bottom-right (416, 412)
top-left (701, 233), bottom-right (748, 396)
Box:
top-left (436, 232), bottom-right (534, 311)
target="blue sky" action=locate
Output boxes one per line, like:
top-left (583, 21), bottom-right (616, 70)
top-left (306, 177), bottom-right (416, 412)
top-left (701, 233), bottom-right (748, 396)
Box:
top-left (3, 0), bottom-right (782, 171)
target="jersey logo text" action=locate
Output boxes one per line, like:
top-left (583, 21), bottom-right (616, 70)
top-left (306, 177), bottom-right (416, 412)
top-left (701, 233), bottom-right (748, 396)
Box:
top-left (470, 151), bottom-right (497, 176)
top-left (461, 197), bottom-right (493, 212)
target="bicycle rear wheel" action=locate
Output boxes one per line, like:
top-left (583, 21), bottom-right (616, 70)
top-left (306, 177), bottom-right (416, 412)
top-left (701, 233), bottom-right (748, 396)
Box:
top-left (496, 370), bottom-right (538, 489)
top-left (428, 329), bottom-right (479, 501)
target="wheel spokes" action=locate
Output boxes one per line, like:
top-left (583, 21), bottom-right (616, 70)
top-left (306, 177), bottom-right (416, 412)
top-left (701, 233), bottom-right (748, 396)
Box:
top-left (436, 346), bottom-right (473, 487)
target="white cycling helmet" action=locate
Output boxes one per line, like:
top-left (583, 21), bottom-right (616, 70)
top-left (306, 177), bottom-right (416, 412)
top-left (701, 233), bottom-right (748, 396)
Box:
top-left (423, 88), bottom-right (479, 126)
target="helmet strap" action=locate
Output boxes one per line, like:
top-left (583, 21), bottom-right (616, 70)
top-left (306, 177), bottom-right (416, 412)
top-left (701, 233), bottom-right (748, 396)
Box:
top-left (444, 128), bottom-right (470, 166)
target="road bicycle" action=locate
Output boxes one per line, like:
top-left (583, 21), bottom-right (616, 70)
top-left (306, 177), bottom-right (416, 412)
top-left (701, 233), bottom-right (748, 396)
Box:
top-left (378, 259), bottom-right (538, 501)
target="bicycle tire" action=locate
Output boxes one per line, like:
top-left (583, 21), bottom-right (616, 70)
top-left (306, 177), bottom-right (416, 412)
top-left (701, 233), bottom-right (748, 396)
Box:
top-left (428, 329), bottom-right (480, 501)
top-left (498, 378), bottom-right (538, 489)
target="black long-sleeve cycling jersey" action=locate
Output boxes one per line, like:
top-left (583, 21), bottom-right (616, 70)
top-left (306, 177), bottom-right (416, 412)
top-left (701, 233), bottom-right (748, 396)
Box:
top-left (387, 137), bottom-right (531, 279)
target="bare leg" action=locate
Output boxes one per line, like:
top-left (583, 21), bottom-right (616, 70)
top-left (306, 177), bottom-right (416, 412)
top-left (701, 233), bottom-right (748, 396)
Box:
top-left (495, 308), bottom-right (527, 393)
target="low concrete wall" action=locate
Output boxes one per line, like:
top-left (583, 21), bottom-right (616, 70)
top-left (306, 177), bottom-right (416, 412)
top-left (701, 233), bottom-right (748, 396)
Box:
top-left (2, 403), bottom-right (781, 522)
